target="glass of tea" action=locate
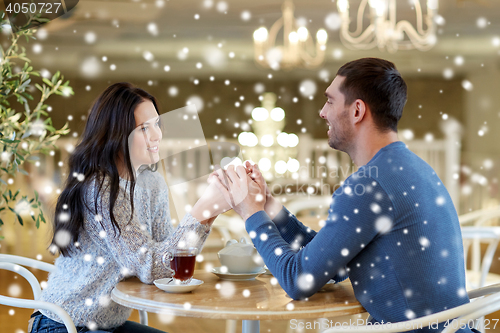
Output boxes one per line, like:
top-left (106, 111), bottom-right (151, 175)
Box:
top-left (162, 247), bottom-right (198, 285)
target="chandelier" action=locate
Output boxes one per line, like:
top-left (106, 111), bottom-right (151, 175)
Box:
top-left (253, 0), bottom-right (328, 70)
top-left (337, 0), bottom-right (439, 53)
top-left (238, 93), bottom-right (300, 180)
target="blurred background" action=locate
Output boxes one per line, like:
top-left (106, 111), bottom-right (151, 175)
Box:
top-left (2, 0), bottom-right (500, 332)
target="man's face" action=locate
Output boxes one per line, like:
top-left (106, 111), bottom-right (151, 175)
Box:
top-left (319, 76), bottom-right (354, 152)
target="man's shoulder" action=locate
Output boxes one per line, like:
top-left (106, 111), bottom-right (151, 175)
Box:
top-left (333, 171), bottom-right (390, 204)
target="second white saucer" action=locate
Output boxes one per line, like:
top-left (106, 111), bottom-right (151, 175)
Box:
top-left (154, 278), bottom-right (204, 293)
top-left (212, 267), bottom-right (266, 281)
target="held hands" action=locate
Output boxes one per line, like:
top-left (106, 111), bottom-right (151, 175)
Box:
top-left (210, 165), bottom-right (266, 221)
top-left (243, 161), bottom-right (283, 219)
top-left (190, 181), bottom-right (232, 224)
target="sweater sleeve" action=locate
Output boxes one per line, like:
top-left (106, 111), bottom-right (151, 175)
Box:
top-left (272, 207), bottom-right (317, 247)
top-left (150, 186), bottom-right (174, 242)
top-left (246, 173), bottom-right (395, 300)
top-left (84, 177), bottom-right (208, 284)
top-left (144, 169), bottom-right (211, 246)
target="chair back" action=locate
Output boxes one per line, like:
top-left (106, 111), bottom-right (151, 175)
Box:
top-left (459, 207), bottom-right (500, 226)
top-left (461, 227), bottom-right (500, 289)
top-left (0, 255), bottom-right (77, 333)
top-left (320, 283), bottom-right (500, 333)
top-left (0, 254), bottom-right (55, 273)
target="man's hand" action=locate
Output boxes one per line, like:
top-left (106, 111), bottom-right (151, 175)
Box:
top-left (211, 165), bottom-right (266, 221)
top-left (244, 161), bottom-right (283, 219)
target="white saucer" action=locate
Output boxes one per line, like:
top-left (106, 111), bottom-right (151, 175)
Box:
top-left (212, 267), bottom-right (266, 281)
top-left (319, 279), bottom-right (336, 291)
top-left (154, 278), bottom-right (203, 293)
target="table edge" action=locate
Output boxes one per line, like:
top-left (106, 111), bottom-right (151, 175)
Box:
top-left (111, 287), bottom-right (365, 320)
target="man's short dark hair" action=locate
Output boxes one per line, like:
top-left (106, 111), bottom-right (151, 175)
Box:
top-left (336, 57), bottom-right (407, 132)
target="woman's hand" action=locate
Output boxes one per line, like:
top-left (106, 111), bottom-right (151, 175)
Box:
top-left (211, 165), bottom-right (266, 221)
top-left (244, 161), bottom-right (283, 219)
top-left (190, 181), bottom-right (232, 224)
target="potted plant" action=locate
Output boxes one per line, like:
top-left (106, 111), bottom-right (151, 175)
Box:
top-left (0, 11), bottom-right (73, 239)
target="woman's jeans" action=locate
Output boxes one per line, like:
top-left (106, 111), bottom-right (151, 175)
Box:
top-left (29, 312), bottom-right (167, 333)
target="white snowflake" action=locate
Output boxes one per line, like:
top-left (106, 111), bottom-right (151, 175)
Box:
top-left (8, 283), bottom-right (21, 297)
top-left (87, 321), bottom-right (97, 330)
top-left (216, 1), bottom-right (228, 13)
top-left (436, 196), bottom-right (446, 206)
top-left (59, 212), bottom-right (70, 222)
top-left (217, 281), bottom-right (235, 298)
top-left (405, 309), bottom-right (416, 319)
top-left (419, 237), bottom-right (430, 248)
top-left (375, 216), bottom-right (393, 234)
top-left (297, 273), bottom-right (314, 291)
top-left (156, 311), bottom-right (176, 324)
top-left (370, 203), bottom-right (381, 214)
top-left (299, 80), bottom-right (317, 97)
top-left (54, 230), bottom-right (71, 247)
top-left (241, 10), bottom-right (251, 21)
top-left (99, 295), bottom-right (110, 307)
top-left (120, 267), bottom-right (131, 276)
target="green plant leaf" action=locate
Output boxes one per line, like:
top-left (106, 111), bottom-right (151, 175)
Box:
top-left (18, 168), bottom-right (29, 176)
top-left (0, 19), bottom-right (72, 235)
top-left (16, 214), bottom-right (23, 226)
top-left (42, 78), bottom-right (52, 87)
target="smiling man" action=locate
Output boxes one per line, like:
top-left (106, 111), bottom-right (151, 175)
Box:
top-left (214, 58), bottom-right (478, 332)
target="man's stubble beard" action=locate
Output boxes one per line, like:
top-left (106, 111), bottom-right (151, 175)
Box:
top-left (328, 108), bottom-right (352, 154)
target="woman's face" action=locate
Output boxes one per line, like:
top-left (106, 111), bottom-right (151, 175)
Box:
top-left (129, 100), bottom-right (162, 170)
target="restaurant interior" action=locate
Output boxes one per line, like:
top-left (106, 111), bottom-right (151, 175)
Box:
top-left (2, 0), bottom-right (500, 332)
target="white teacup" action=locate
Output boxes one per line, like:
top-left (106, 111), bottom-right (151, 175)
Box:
top-left (217, 238), bottom-right (265, 274)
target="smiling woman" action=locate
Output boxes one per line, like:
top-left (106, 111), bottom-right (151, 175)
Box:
top-left (128, 102), bottom-right (162, 172)
top-left (27, 82), bottom-right (231, 333)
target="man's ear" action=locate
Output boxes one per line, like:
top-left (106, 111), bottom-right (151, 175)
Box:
top-left (352, 99), bottom-right (367, 125)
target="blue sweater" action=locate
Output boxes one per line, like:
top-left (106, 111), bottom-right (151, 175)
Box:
top-left (247, 141), bottom-right (476, 332)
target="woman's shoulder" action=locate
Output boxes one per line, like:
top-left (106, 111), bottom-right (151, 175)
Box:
top-left (135, 167), bottom-right (168, 192)
top-left (84, 169), bottom-right (168, 201)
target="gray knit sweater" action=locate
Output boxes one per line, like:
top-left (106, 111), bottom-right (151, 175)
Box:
top-left (39, 169), bottom-right (210, 329)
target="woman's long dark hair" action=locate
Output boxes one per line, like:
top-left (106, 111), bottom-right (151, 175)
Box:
top-left (51, 82), bottom-right (159, 256)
